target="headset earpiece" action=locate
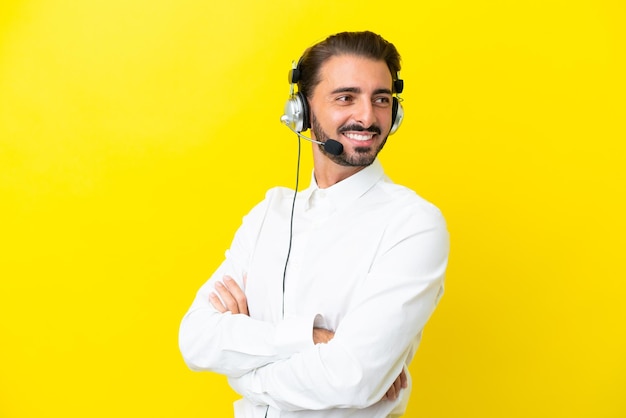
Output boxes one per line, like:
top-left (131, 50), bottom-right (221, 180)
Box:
top-left (389, 77), bottom-right (404, 134)
top-left (288, 66), bottom-right (301, 85)
top-left (390, 96), bottom-right (404, 135)
top-left (282, 91), bottom-right (310, 133)
top-left (282, 61), bottom-right (311, 133)
top-left (394, 79), bottom-right (404, 94)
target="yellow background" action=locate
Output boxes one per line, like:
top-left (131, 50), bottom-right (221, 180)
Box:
top-left (1, 0), bottom-right (624, 417)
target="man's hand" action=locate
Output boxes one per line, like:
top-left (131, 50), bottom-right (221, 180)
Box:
top-left (381, 369), bottom-right (408, 401)
top-left (210, 275), bottom-right (249, 315)
top-left (313, 327), bottom-right (407, 401)
top-left (313, 327), bottom-right (335, 344)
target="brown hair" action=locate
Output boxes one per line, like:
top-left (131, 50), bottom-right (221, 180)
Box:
top-left (297, 31), bottom-right (402, 99)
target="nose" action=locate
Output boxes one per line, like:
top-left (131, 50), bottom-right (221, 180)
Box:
top-left (353, 99), bottom-right (376, 128)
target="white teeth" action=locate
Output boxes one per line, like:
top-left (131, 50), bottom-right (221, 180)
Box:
top-left (344, 133), bottom-right (374, 141)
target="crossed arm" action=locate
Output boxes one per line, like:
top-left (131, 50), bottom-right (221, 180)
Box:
top-left (210, 275), bottom-right (408, 402)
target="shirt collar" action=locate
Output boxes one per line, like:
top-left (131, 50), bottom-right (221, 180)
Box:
top-left (303, 159), bottom-right (385, 212)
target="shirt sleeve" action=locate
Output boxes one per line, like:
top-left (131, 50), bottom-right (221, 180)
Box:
top-left (178, 190), bottom-right (318, 377)
top-left (227, 207), bottom-right (449, 411)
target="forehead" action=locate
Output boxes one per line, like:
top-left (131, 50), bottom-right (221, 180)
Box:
top-left (314, 54), bottom-right (393, 95)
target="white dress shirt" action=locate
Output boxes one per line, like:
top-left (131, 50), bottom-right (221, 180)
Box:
top-left (179, 159), bottom-right (449, 417)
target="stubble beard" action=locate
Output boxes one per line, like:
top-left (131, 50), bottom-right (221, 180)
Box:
top-left (311, 114), bottom-right (387, 167)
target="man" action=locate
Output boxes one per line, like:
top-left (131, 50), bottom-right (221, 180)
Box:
top-left (179, 31), bottom-right (449, 417)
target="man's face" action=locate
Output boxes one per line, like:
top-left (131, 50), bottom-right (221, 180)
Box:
top-left (308, 54), bottom-right (395, 167)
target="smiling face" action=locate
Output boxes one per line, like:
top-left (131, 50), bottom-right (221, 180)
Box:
top-left (308, 54), bottom-right (395, 179)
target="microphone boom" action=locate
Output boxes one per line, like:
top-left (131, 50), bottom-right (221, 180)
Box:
top-left (281, 116), bottom-right (344, 156)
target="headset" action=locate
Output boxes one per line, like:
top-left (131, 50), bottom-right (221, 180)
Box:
top-left (281, 59), bottom-right (405, 136)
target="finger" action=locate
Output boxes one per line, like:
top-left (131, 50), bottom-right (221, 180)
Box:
top-left (383, 373), bottom-right (403, 401)
top-left (214, 281), bottom-right (240, 314)
top-left (391, 375), bottom-right (401, 399)
top-left (224, 276), bottom-right (249, 315)
top-left (313, 328), bottom-right (335, 344)
top-left (394, 374), bottom-right (402, 393)
top-left (400, 369), bottom-right (408, 389)
top-left (381, 369), bottom-right (407, 402)
top-left (209, 292), bottom-right (226, 313)
top-left (384, 384), bottom-right (396, 401)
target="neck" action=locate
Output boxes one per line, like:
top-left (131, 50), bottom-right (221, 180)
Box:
top-left (311, 144), bottom-right (365, 188)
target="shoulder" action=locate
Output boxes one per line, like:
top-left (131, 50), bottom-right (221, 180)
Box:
top-left (242, 186), bottom-right (296, 221)
top-left (373, 181), bottom-right (450, 262)
top-left (375, 177), bottom-right (446, 229)
top-left (263, 186), bottom-right (296, 201)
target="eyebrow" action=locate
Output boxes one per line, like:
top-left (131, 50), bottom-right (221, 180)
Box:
top-left (330, 87), bottom-right (393, 95)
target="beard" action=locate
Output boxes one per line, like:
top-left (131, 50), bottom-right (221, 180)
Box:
top-left (311, 113), bottom-right (388, 167)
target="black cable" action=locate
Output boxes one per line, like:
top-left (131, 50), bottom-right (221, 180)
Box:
top-left (281, 135), bottom-right (301, 318)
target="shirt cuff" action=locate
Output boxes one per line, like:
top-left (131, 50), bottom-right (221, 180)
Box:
top-left (274, 314), bottom-right (317, 358)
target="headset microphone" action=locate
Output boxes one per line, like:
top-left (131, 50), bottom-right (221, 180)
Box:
top-left (320, 139), bottom-right (344, 156)
top-left (280, 116), bottom-right (344, 156)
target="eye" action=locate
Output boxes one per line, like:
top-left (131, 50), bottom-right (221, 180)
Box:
top-left (374, 96), bottom-right (392, 106)
top-left (336, 95), bottom-right (354, 104)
